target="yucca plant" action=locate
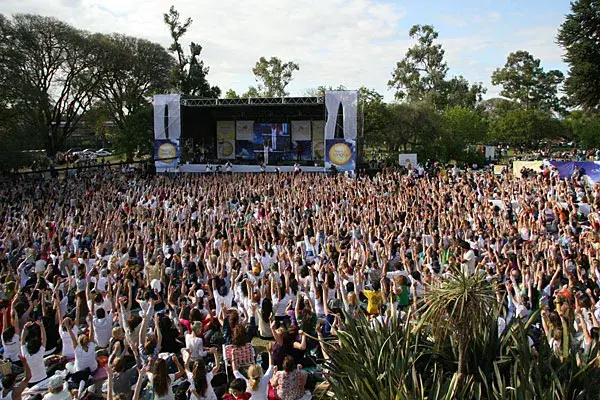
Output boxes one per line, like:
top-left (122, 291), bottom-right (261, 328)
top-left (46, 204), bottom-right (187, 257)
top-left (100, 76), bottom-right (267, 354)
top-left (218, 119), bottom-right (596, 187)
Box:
top-left (320, 310), bottom-right (433, 400)
top-left (419, 268), bottom-right (496, 377)
top-left (320, 268), bottom-right (600, 399)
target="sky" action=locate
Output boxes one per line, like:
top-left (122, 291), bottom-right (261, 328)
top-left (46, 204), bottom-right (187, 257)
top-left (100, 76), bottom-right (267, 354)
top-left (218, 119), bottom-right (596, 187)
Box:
top-left (0, 0), bottom-right (572, 102)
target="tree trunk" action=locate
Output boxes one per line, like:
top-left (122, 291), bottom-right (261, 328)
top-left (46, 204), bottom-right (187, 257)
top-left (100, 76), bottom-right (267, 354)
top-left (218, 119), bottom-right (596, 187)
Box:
top-left (457, 338), bottom-right (468, 379)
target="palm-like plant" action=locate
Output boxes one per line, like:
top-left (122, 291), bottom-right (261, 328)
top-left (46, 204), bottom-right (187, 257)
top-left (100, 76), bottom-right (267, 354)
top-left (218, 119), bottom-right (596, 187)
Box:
top-left (419, 268), bottom-right (496, 377)
top-left (320, 268), bottom-right (600, 399)
top-left (320, 310), bottom-right (433, 400)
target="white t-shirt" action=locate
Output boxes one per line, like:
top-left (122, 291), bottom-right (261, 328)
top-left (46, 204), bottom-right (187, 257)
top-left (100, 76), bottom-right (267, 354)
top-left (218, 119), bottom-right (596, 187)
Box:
top-left (273, 293), bottom-right (294, 317)
top-left (42, 388), bottom-right (71, 400)
top-left (213, 290), bottom-right (233, 316)
top-left (59, 327), bottom-right (79, 358)
top-left (74, 343), bottom-right (98, 372)
top-left (22, 345), bottom-right (46, 383)
top-left (187, 371), bottom-right (217, 400)
top-left (2, 334), bottom-right (20, 362)
top-left (463, 250), bottom-right (476, 274)
top-left (233, 365), bottom-right (274, 400)
top-left (93, 317), bottom-right (113, 348)
top-left (185, 334), bottom-right (206, 361)
top-left (96, 276), bottom-right (108, 292)
top-left (148, 373), bottom-right (175, 400)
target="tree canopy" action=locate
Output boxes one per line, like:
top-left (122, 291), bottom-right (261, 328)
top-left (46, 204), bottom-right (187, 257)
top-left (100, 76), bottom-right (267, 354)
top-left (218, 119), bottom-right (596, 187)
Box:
top-left (250, 56), bottom-right (300, 97)
top-left (163, 5), bottom-right (220, 98)
top-left (558, 0), bottom-right (600, 111)
top-left (491, 50), bottom-right (564, 114)
top-left (388, 25), bottom-right (485, 110)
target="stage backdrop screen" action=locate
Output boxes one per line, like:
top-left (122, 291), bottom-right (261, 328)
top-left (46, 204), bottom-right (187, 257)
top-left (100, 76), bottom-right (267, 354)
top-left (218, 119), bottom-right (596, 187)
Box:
top-left (253, 123), bottom-right (290, 152)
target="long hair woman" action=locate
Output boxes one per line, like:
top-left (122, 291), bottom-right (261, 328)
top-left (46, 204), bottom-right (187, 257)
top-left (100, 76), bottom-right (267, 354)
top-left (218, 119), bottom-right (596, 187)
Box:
top-left (232, 344), bottom-right (274, 400)
top-left (67, 316), bottom-right (98, 386)
top-left (147, 355), bottom-right (185, 400)
top-left (21, 321), bottom-right (47, 387)
top-left (188, 347), bottom-right (219, 400)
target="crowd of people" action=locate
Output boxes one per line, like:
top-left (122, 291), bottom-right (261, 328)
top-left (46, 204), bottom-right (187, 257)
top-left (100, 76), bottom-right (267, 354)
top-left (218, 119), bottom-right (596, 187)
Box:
top-left (0, 161), bottom-right (599, 400)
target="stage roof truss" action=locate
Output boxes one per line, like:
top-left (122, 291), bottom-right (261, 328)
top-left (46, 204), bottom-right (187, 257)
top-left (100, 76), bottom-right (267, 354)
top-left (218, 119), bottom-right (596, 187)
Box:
top-left (181, 96), bottom-right (324, 107)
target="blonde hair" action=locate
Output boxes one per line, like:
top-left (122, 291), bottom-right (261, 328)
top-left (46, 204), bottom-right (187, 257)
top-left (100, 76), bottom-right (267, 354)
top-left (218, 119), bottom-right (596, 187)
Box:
top-left (347, 292), bottom-right (358, 306)
top-left (78, 334), bottom-right (90, 350)
top-left (247, 364), bottom-right (263, 391)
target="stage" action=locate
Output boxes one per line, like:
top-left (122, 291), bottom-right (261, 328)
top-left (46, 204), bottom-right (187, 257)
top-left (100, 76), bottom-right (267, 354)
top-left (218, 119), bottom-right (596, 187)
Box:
top-left (153, 91), bottom-right (359, 174)
top-left (156, 163), bottom-right (327, 173)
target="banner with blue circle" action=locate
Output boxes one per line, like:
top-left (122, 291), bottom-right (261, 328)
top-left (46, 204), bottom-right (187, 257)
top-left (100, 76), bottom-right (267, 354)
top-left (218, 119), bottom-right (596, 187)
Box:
top-left (155, 139), bottom-right (180, 168)
top-left (325, 139), bottom-right (356, 171)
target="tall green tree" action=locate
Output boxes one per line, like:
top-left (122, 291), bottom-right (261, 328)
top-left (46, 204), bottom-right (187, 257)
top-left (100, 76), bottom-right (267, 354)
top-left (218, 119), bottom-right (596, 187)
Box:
top-left (557, 0), bottom-right (600, 111)
top-left (224, 89), bottom-right (240, 99)
top-left (358, 87), bottom-right (388, 147)
top-left (388, 25), bottom-right (485, 109)
top-left (564, 110), bottom-right (600, 149)
top-left (96, 34), bottom-right (173, 132)
top-left (441, 106), bottom-right (487, 160)
top-left (0, 14), bottom-right (114, 154)
top-left (489, 108), bottom-right (564, 146)
top-left (491, 50), bottom-right (564, 113)
top-left (163, 6), bottom-right (220, 97)
top-left (384, 102), bottom-right (443, 161)
top-left (251, 56), bottom-right (299, 97)
top-left (109, 105), bottom-right (154, 160)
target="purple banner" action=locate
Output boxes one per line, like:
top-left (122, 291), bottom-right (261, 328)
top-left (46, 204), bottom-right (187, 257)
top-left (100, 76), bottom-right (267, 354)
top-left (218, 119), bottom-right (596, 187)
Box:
top-left (549, 161), bottom-right (600, 183)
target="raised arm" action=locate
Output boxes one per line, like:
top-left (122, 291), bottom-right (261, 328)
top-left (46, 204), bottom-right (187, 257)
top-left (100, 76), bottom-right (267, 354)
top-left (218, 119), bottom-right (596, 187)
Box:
top-left (12, 356), bottom-right (32, 398)
top-left (171, 354), bottom-right (185, 380)
top-left (37, 320), bottom-right (47, 348)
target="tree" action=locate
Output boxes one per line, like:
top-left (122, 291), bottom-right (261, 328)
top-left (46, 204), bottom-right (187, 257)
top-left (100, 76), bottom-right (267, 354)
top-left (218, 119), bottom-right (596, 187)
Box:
top-left (491, 51), bottom-right (564, 113)
top-left (0, 14), bottom-right (114, 154)
top-left (95, 34), bottom-right (173, 132)
top-left (389, 25), bottom-right (485, 109)
top-left (558, 0), bottom-right (600, 111)
top-left (420, 269), bottom-right (495, 378)
top-left (358, 87), bottom-right (388, 147)
top-left (224, 89), bottom-right (240, 99)
top-left (163, 6), bottom-right (220, 98)
top-left (384, 102), bottom-right (443, 161)
top-left (489, 108), bottom-right (564, 146)
top-left (441, 106), bottom-right (487, 160)
top-left (108, 105), bottom-right (153, 160)
top-left (388, 25), bottom-right (447, 106)
top-left (564, 110), bottom-right (600, 149)
top-left (442, 76), bottom-right (486, 109)
top-left (303, 85), bottom-right (347, 97)
top-left (251, 56), bottom-right (299, 97)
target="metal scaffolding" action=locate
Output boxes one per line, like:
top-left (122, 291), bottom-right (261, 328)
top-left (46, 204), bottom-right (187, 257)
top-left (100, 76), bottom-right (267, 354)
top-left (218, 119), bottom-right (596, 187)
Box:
top-left (181, 96), bottom-right (324, 107)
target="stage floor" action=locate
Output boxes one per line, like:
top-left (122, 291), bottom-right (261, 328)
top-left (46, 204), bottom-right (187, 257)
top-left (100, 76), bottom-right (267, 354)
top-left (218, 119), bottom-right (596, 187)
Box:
top-left (156, 164), bottom-right (326, 173)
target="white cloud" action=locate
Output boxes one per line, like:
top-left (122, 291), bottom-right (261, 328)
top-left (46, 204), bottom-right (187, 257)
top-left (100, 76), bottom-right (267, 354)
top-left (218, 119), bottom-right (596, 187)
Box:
top-left (472, 11), bottom-right (501, 23)
top-left (0, 0), bottom-right (565, 102)
top-left (2, 0), bottom-right (413, 100)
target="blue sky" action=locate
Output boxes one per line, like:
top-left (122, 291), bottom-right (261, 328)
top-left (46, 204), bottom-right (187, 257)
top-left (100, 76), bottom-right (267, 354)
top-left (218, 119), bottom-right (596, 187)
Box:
top-left (1, 0), bottom-right (572, 101)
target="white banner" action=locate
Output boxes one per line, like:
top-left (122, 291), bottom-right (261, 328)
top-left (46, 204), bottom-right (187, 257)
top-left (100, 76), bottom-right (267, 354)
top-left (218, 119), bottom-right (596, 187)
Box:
top-left (236, 121), bottom-right (254, 140)
top-left (217, 140), bottom-right (235, 159)
top-left (325, 91), bottom-right (358, 140)
top-left (399, 153), bottom-right (418, 168)
top-left (153, 94), bottom-right (181, 140)
top-left (291, 121), bottom-right (311, 140)
top-left (217, 121), bottom-right (235, 159)
top-left (312, 121), bottom-right (325, 140)
top-left (216, 121), bottom-right (235, 140)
